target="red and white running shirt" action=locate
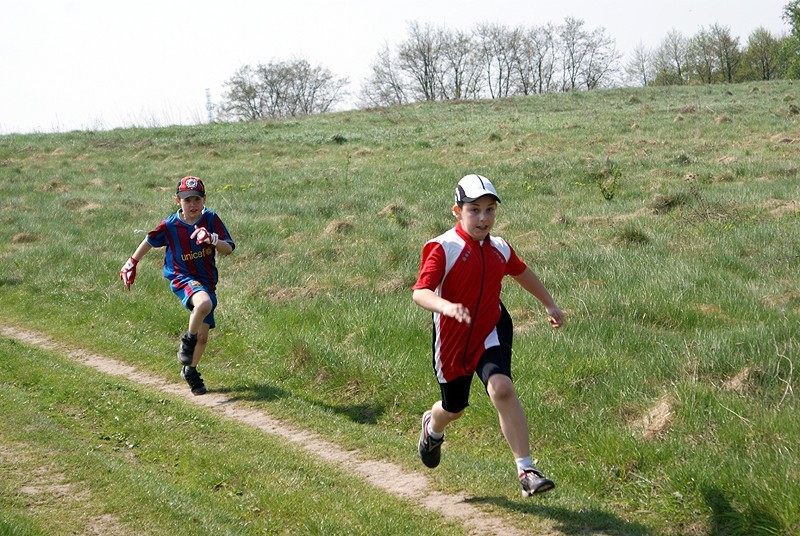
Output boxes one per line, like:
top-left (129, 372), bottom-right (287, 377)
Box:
top-left (412, 222), bottom-right (527, 382)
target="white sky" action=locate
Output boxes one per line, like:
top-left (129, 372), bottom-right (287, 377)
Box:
top-left (0, 0), bottom-right (791, 134)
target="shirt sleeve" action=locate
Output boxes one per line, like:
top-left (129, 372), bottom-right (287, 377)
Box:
top-left (210, 213), bottom-right (235, 251)
top-left (505, 243), bottom-right (527, 277)
top-left (146, 220), bottom-right (168, 248)
top-left (412, 241), bottom-right (446, 291)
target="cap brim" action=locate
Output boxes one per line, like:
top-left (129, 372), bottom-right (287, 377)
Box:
top-left (461, 193), bottom-right (500, 203)
top-left (177, 190), bottom-right (205, 199)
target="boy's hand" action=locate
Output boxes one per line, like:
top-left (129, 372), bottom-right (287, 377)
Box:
top-left (120, 257), bottom-right (138, 291)
top-left (545, 305), bottom-right (564, 328)
top-left (191, 226), bottom-right (218, 246)
top-left (442, 302), bottom-right (471, 324)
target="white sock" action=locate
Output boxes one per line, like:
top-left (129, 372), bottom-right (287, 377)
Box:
top-left (515, 456), bottom-right (533, 474)
top-left (427, 422), bottom-right (443, 440)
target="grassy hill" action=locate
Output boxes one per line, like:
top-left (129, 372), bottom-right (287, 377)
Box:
top-left (1, 80), bottom-right (798, 535)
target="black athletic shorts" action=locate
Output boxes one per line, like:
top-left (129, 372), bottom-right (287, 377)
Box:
top-left (439, 303), bottom-right (513, 414)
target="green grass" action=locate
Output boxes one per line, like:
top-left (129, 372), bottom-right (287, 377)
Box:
top-left (0, 338), bottom-right (465, 535)
top-left (1, 80), bottom-right (799, 535)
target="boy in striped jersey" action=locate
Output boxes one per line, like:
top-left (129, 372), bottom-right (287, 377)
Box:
top-left (412, 174), bottom-right (563, 496)
top-left (120, 176), bottom-right (235, 395)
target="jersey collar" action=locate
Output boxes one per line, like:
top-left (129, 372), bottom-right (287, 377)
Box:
top-left (455, 221), bottom-right (488, 245)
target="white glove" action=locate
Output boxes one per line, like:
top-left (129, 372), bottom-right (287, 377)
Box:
top-left (120, 257), bottom-right (138, 291)
top-left (191, 226), bottom-right (218, 246)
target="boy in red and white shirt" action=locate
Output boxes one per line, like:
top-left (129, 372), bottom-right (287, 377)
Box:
top-left (412, 174), bottom-right (564, 497)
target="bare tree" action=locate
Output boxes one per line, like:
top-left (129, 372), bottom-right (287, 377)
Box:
top-left (525, 24), bottom-right (559, 93)
top-left (580, 25), bottom-right (620, 89)
top-left (512, 31), bottom-right (537, 96)
top-left (653, 29), bottom-right (690, 85)
top-left (624, 42), bottom-right (655, 86)
top-left (220, 59), bottom-right (347, 121)
top-left (559, 17), bottom-right (589, 91)
top-left (438, 28), bottom-right (483, 100)
top-left (513, 24), bottom-right (557, 95)
top-left (258, 62), bottom-right (294, 118)
top-left (397, 21), bottom-right (444, 101)
top-left (287, 60), bottom-right (349, 115)
top-left (556, 17), bottom-right (619, 91)
top-left (359, 45), bottom-right (409, 107)
top-left (475, 22), bottom-right (522, 98)
top-left (220, 65), bottom-right (267, 121)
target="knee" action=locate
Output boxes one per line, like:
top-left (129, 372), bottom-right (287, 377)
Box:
top-left (193, 295), bottom-right (213, 315)
top-left (488, 375), bottom-right (517, 403)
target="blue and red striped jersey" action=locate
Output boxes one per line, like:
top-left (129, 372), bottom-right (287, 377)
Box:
top-left (146, 208), bottom-right (234, 292)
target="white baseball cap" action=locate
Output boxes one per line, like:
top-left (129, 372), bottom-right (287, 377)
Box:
top-left (454, 174), bottom-right (501, 204)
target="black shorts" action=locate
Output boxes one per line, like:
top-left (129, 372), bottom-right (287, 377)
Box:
top-left (439, 303), bottom-right (513, 414)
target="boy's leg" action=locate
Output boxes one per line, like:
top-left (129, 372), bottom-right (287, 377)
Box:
top-left (176, 289), bottom-right (214, 365)
top-left (180, 321), bottom-right (210, 396)
top-left (478, 304), bottom-right (555, 495)
top-left (428, 400), bottom-right (461, 434)
top-left (419, 375), bottom-right (470, 468)
top-left (180, 291), bottom-right (214, 395)
top-left (190, 322), bottom-right (211, 366)
top-left (486, 374), bottom-right (554, 495)
top-left (188, 292), bottom-right (214, 367)
top-left (486, 374), bottom-right (530, 459)
top-left (181, 362), bottom-right (207, 396)
top-left (478, 306), bottom-right (528, 458)
top-left (187, 291), bottom-right (213, 336)
top-left (419, 402), bottom-right (463, 469)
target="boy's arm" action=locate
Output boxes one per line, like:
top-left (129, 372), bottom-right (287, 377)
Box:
top-left (213, 239), bottom-right (233, 255)
top-left (511, 266), bottom-right (564, 327)
top-left (130, 238), bottom-right (153, 262)
top-left (412, 288), bottom-right (471, 324)
top-left (120, 238), bottom-right (153, 291)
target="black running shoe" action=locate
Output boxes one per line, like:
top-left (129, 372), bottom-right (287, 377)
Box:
top-left (177, 332), bottom-right (197, 365)
top-left (520, 468), bottom-right (555, 497)
top-left (418, 410), bottom-right (444, 468)
top-left (181, 366), bottom-right (207, 395)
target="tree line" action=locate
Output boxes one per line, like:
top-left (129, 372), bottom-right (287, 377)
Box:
top-left (219, 2), bottom-right (800, 121)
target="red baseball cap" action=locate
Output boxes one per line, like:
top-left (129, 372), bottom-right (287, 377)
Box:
top-left (176, 176), bottom-right (206, 198)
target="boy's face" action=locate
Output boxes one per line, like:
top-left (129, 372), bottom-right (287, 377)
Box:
top-left (176, 195), bottom-right (206, 220)
top-left (454, 195), bottom-right (497, 241)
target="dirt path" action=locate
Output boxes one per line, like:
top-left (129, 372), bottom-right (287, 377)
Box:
top-left (1, 324), bottom-right (556, 536)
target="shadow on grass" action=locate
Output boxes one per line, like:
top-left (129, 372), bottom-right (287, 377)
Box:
top-left (703, 487), bottom-right (785, 536)
top-left (294, 393), bottom-right (385, 425)
top-left (211, 383), bottom-right (385, 425)
top-left (212, 383), bottom-right (289, 403)
top-left (464, 496), bottom-right (653, 535)
top-left (322, 401), bottom-right (385, 425)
